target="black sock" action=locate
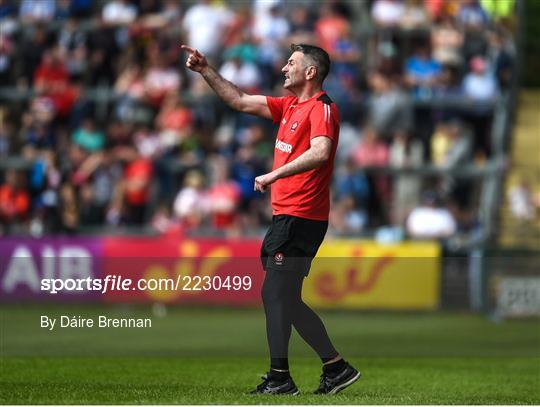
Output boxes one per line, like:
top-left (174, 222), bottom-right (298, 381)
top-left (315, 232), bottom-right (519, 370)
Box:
top-left (270, 357), bottom-right (290, 381)
top-left (270, 357), bottom-right (289, 371)
top-left (323, 358), bottom-right (346, 376)
top-left (321, 356), bottom-right (337, 363)
top-left (269, 368), bottom-right (290, 381)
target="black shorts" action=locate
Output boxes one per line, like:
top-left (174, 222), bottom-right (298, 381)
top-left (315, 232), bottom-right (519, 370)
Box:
top-left (260, 214), bottom-right (328, 276)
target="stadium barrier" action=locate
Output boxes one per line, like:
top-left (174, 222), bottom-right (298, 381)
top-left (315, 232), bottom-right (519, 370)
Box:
top-left (0, 235), bottom-right (440, 310)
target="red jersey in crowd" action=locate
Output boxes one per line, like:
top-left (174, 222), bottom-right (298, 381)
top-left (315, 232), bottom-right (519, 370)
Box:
top-left (0, 184), bottom-right (30, 220)
top-left (266, 91), bottom-right (339, 221)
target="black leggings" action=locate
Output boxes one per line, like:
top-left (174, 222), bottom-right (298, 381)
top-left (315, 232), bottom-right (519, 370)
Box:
top-left (262, 268), bottom-right (338, 369)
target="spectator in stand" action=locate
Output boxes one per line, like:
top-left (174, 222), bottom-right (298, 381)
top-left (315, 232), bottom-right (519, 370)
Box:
top-left (69, 0), bottom-right (93, 19)
top-left (431, 122), bottom-right (451, 165)
top-left (371, 0), bottom-right (404, 28)
top-left (222, 39), bottom-right (259, 74)
top-left (252, 2), bottom-right (289, 91)
top-left (458, 0), bottom-right (490, 63)
top-left (404, 43), bottom-right (442, 98)
top-left (433, 65), bottom-right (462, 97)
top-left (0, 27), bottom-right (14, 85)
top-left (507, 176), bottom-right (536, 223)
top-left (0, 169), bottom-right (30, 234)
top-left (120, 157), bottom-right (153, 225)
top-left (133, 124), bottom-right (162, 160)
top-left (431, 66), bottom-right (462, 125)
top-left (462, 56), bottom-right (498, 156)
top-left (330, 26), bottom-right (361, 86)
top-left (406, 191), bottom-right (457, 239)
top-left (330, 195), bottom-right (367, 234)
top-left (20, 98), bottom-right (56, 159)
top-left (18, 26), bottom-right (51, 87)
top-left (0, 0), bottom-right (17, 68)
top-left (457, 0), bottom-right (489, 28)
top-left (59, 179), bottom-right (79, 232)
top-left (219, 50), bottom-right (262, 94)
top-left (86, 17), bottom-right (118, 86)
top-left (173, 169), bottom-right (207, 230)
top-left (315, 2), bottom-right (350, 53)
top-left (433, 120), bottom-right (473, 169)
top-left (136, 0), bottom-right (161, 16)
top-left (331, 157), bottom-right (370, 233)
top-left (29, 150), bottom-right (62, 233)
top-left (0, 0), bottom-right (17, 21)
top-left (105, 120), bottom-right (138, 166)
top-left (79, 152), bottom-right (118, 226)
top-left (400, 0), bottom-right (431, 29)
top-left (433, 120), bottom-right (474, 215)
top-left (368, 70), bottom-right (412, 138)
top-left (287, 4), bottom-right (315, 45)
top-left (114, 62), bottom-right (154, 125)
top-left (487, 29), bottom-right (514, 89)
top-left (352, 127), bottom-right (389, 169)
top-left (155, 92), bottom-right (194, 149)
top-left (34, 48), bottom-right (78, 119)
top-left (231, 144), bottom-right (266, 225)
top-left (222, 5), bottom-right (253, 49)
top-left (352, 127), bottom-right (390, 226)
top-left (55, 0), bottom-right (73, 20)
top-left (144, 52), bottom-right (181, 108)
top-left (206, 155), bottom-right (241, 233)
top-left (389, 130), bottom-right (423, 225)
top-left (182, 0), bottom-right (233, 63)
top-left (252, 0), bottom-right (280, 22)
top-left (424, 0), bottom-right (461, 21)
top-left (150, 201), bottom-right (176, 234)
top-left (431, 14), bottom-right (463, 66)
top-left (102, 0), bottom-right (137, 26)
top-left (73, 118), bottom-right (105, 153)
top-left (57, 18), bottom-right (88, 81)
top-left (0, 108), bottom-right (13, 157)
top-left (158, 0), bottom-right (182, 25)
top-left (462, 56), bottom-right (498, 101)
top-left (19, 0), bottom-right (55, 23)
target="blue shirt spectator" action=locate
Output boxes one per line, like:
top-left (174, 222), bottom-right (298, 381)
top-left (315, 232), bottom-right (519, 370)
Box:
top-left (457, 0), bottom-right (489, 28)
top-left (0, 0), bottom-right (16, 18)
top-left (19, 0), bottom-right (55, 22)
top-left (405, 46), bottom-right (441, 97)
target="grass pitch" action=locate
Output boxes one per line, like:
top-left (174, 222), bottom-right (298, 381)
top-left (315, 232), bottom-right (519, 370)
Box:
top-left (1, 304), bottom-right (539, 404)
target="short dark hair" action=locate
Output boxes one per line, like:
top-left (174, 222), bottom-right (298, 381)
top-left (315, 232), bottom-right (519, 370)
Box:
top-left (290, 43), bottom-right (331, 83)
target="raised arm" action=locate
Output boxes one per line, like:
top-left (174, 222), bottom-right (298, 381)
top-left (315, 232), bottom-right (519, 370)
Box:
top-left (180, 45), bottom-right (272, 120)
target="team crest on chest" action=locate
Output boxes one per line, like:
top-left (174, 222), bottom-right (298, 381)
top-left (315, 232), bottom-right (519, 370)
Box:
top-left (290, 121), bottom-right (299, 131)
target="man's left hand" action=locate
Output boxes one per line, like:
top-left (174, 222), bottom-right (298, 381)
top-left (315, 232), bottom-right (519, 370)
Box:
top-left (254, 172), bottom-right (278, 193)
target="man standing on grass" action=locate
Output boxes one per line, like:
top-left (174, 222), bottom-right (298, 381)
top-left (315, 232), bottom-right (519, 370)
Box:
top-left (181, 43), bottom-right (360, 395)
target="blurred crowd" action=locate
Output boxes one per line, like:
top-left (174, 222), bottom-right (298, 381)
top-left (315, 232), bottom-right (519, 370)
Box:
top-left (0, 0), bottom-right (517, 239)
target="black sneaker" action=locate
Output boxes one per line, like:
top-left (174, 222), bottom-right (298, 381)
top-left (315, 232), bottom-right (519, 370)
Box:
top-left (314, 363), bottom-right (361, 394)
top-left (250, 373), bottom-right (300, 395)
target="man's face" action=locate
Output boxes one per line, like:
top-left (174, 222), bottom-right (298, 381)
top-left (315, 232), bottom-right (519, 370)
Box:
top-left (282, 51), bottom-right (308, 90)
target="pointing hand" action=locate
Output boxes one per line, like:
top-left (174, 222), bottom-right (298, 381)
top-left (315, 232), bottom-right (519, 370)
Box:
top-left (180, 45), bottom-right (208, 73)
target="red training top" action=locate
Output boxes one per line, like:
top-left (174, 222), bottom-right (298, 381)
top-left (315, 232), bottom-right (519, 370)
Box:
top-left (266, 90), bottom-right (339, 221)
